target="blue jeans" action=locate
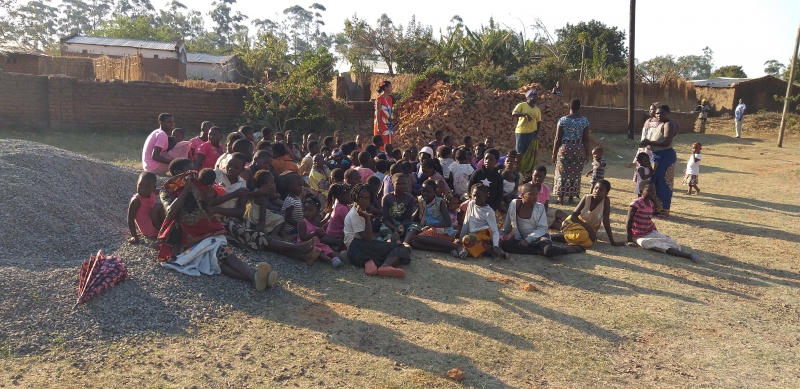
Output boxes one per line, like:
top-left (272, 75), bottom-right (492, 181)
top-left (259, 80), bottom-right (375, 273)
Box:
top-left (516, 132), bottom-right (537, 154)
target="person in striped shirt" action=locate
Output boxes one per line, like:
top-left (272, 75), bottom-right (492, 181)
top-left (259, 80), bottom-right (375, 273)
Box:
top-left (625, 180), bottom-right (698, 262)
top-left (585, 147), bottom-right (607, 194)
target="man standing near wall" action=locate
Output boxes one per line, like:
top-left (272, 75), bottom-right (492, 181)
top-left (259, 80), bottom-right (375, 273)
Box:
top-left (734, 99), bottom-right (746, 138)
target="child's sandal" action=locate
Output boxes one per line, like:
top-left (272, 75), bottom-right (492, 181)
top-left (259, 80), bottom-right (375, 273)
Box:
top-left (458, 249), bottom-right (469, 260)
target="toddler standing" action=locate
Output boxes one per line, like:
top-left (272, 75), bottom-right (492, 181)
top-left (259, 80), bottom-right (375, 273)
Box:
top-left (634, 152), bottom-right (654, 196)
top-left (682, 142), bottom-right (702, 195)
top-left (585, 147), bottom-right (607, 193)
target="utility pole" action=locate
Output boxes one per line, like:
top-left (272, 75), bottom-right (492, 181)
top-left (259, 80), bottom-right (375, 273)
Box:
top-left (627, 0), bottom-right (636, 140)
top-left (778, 23), bottom-right (800, 148)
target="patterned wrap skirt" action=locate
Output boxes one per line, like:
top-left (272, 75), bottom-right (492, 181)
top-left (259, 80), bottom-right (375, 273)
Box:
top-left (462, 228), bottom-right (494, 258)
top-left (554, 140), bottom-right (585, 198)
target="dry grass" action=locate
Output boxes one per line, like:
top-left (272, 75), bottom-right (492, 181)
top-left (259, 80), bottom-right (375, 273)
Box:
top-left (2, 119), bottom-right (800, 388)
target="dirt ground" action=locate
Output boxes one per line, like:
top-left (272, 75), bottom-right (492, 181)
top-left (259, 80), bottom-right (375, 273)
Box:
top-left (1, 115), bottom-right (800, 388)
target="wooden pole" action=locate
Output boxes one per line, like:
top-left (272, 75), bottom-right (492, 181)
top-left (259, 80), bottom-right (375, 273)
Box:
top-left (778, 23), bottom-right (800, 148)
top-left (627, 0), bottom-right (636, 139)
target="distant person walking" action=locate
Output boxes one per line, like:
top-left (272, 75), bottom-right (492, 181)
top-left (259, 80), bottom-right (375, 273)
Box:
top-left (734, 99), bottom-right (746, 138)
top-left (374, 81), bottom-right (394, 149)
top-left (697, 99), bottom-right (711, 133)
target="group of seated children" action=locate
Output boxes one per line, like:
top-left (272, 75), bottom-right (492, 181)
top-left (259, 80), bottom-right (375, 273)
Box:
top-left (129, 120), bottom-right (698, 289)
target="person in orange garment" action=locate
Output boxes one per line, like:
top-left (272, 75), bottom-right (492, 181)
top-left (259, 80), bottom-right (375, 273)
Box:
top-left (270, 142), bottom-right (299, 175)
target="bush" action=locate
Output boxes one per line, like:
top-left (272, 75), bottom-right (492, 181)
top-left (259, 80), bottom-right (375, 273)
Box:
top-left (514, 57), bottom-right (571, 89)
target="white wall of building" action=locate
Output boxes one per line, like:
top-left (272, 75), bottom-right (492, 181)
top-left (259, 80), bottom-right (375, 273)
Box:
top-left (61, 43), bottom-right (182, 60)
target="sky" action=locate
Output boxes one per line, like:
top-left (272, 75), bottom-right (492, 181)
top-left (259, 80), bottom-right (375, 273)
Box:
top-left (165, 0), bottom-right (797, 77)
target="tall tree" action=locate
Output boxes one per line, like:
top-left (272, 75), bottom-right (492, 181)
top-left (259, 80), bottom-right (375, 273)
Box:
top-left (555, 20), bottom-right (627, 70)
top-left (343, 14), bottom-right (401, 75)
top-left (395, 16), bottom-right (433, 74)
top-left (209, 0), bottom-right (247, 48)
top-left (114, 0), bottom-right (155, 18)
top-left (676, 47), bottom-right (713, 80)
top-left (764, 59), bottom-right (785, 77)
top-left (710, 65), bottom-right (747, 78)
top-left (13, 0), bottom-right (59, 50)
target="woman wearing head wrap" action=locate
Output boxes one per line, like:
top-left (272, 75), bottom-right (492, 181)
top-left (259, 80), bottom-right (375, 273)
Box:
top-left (512, 89), bottom-right (542, 177)
top-left (374, 81), bottom-right (394, 149)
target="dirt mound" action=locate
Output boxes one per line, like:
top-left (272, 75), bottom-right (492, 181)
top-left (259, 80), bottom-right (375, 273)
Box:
top-left (0, 140), bottom-right (138, 263)
top-left (395, 76), bottom-right (601, 158)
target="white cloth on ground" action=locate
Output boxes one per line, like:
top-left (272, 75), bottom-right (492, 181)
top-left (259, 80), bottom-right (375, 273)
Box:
top-left (161, 236), bottom-right (225, 276)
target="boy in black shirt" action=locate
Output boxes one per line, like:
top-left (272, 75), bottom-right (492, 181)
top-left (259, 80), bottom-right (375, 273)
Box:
top-left (468, 148), bottom-right (505, 211)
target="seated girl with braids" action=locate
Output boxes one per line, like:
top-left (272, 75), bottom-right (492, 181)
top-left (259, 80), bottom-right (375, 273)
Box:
top-left (342, 183), bottom-right (412, 278)
top-left (404, 179), bottom-right (461, 256)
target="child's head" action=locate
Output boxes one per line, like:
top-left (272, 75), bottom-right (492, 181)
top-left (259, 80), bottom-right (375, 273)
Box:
top-left (401, 161), bottom-right (414, 174)
top-left (439, 146), bottom-right (453, 160)
top-left (252, 150), bottom-right (272, 171)
top-left (272, 142), bottom-right (287, 157)
top-left (475, 143), bottom-right (486, 159)
top-left (260, 127), bottom-right (272, 140)
top-left (692, 142), bottom-right (702, 153)
top-left (284, 130), bottom-right (295, 144)
top-left (402, 149), bottom-right (412, 161)
top-left (532, 165), bottom-right (547, 185)
top-left (385, 143), bottom-right (394, 156)
top-left (254, 169), bottom-right (274, 188)
top-left (446, 192), bottom-right (460, 211)
top-left (136, 171), bottom-right (158, 197)
top-left (434, 130), bottom-right (444, 142)
top-left (303, 196), bottom-right (323, 220)
top-left (443, 135), bottom-right (454, 147)
top-left (168, 158), bottom-right (194, 176)
top-left (356, 133), bottom-right (367, 147)
top-left (435, 179), bottom-right (446, 196)
top-left (376, 159), bottom-right (389, 174)
top-left (232, 138), bottom-right (254, 162)
top-left (350, 183), bottom-right (375, 210)
top-left (312, 153), bottom-right (325, 169)
top-left (420, 179), bottom-right (437, 202)
top-left (349, 150), bottom-right (361, 166)
top-left (419, 147), bottom-right (434, 164)
top-left (346, 141), bottom-right (359, 152)
top-left (592, 147), bottom-right (604, 159)
top-left (158, 113), bottom-right (175, 132)
top-left (323, 136), bottom-right (335, 149)
top-left (372, 135), bottom-right (384, 148)
top-left (463, 136), bottom-right (473, 148)
top-left (274, 132), bottom-right (286, 143)
top-left (484, 137), bottom-right (494, 147)
top-left (238, 126), bottom-right (255, 143)
top-left (409, 146), bottom-right (418, 159)
top-left (636, 152), bottom-right (651, 166)
top-left (519, 183), bottom-right (540, 205)
top-left (307, 140), bottom-right (320, 155)
top-left (593, 179), bottom-right (611, 199)
top-left (225, 152), bottom-right (247, 178)
top-left (328, 182), bottom-right (351, 207)
top-left (200, 121), bottom-right (214, 136)
top-left (454, 148), bottom-right (468, 163)
top-left (208, 127), bottom-right (222, 145)
top-left (198, 168), bottom-right (216, 186)
top-left (345, 168), bottom-right (361, 186)
top-left (389, 162), bottom-right (402, 175)
top-left (483, 148), bottom-right (500, 170)
top-left (502, 168), bottom-right (516, 182)
top-left (392, 173), bottom-right (408, 196)
top-left (505, 149), bottom-right (518, 169)
top-left (256, 140), bottom-right (272, 153)
top-left (471, 183), bottom-right (490, 206)
top-left (367, 175), bottom-right (382, 196)
top-left (225, 132), bottom-right (244, 153)
top-left (640, 180), bottom-right (655, 200)
top-left (285, 173), bottom-right (304, 196)
top-left (171, 128), bottom-right (185, 142)
top-left (421, 158), bottom-right (437, 177)
top-left (331, 168), bottom-right (345, 184)
top-left (333, 130), bottom-right (343, 144)
top-left (364, 146), bottom-right (377, 160)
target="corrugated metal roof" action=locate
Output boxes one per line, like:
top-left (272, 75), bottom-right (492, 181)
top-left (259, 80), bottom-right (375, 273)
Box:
top-left (186, 52), bottom-right (235, 64)
top-left (63, 36), bottom-right (179, 51)
top-left (691, 77), bottom-right (751, 88)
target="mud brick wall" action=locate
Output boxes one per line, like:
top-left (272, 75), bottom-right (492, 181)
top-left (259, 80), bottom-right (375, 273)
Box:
top-left (0, 70), bottom-right (247, 131)
top-left (0, 54), bottom-right (41, 75)
top-left (580, 106), bottom-right (697, 134)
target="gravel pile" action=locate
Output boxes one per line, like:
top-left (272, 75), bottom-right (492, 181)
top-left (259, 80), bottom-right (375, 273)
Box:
top-left (0, 140), bottom-right (324, 355)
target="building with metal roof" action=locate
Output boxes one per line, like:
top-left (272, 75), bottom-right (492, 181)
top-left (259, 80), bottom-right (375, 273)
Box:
top-left (186, 52), bottom-right (241, 83)
top-left (59, 35), bottom-right (187, 81)
top-left (692, 75), bottom-right (800, 114)
top-left (690, 77), bottom-right (751, 88)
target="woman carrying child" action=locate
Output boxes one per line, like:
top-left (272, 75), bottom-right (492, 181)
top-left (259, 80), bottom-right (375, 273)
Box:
top-left (626, 180), bottom-right (698, 262)
top-left (500, 183), bottom-right (584, 258)
top-left (457, 184), bottom-right (508, 260)
top-left (156, 160), bottom-right (277, 291)
top-left (405, 179), bottom-right (461, 256)
top-left (343, 183), bottom-right (411, 278)
top-left (551, 179), bottom-right (624, 248)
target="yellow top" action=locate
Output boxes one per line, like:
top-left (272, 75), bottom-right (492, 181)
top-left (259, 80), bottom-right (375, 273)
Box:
top-left (512, 103), bottom-right (541, 134)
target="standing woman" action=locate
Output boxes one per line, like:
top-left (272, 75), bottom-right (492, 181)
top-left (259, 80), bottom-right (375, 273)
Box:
top-left (374, 81), bottom-right (394, 149)
top-left (512, 90), bottom-right (542, 177)
top-left (552, 98), bottom-right (591, 205)
top-left (641, 104), bottom-right (678, 219)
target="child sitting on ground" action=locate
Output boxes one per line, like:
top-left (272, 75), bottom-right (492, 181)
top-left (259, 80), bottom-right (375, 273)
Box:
top-left (127, 171), bottom-right (165, 243)
top-left (330, 168), bottom-right (345, 186)
top-left (381, 173), bottom-right (417, 244)
top-left (682, 142), bottom-right (702, 195)
top-left (457, 183), bottom-right (507, 260)
top-left (502, 168), bottom-right (518, 207)
top-left (634, 152), bottom-right (654, 196)
top-left (323, 183), bottom-right (351, 251)
top-left (309, 154), bottom-right (331, 206)
top-left (585, 147), bottom-right (607, 193)
top-left (281, 174), bottom-right (305, 236)
top-left (244, 170), bottom-right (288, 238)
top-left (531, 165), bottom-right (568, 230)
top-left (626, 180), bottom-right (698, 262)
top-left (297, 197), bottom-right (342, 267)
top-left (355, 152), bottom-right (375, 183)
top-left (343, 183), bottom-right (412, 278)
top-left (374, 160), bottom-right (389, 182)
top-left (449, 148), bottom-right (475, 200)
top-left (344, 168), bottom-right (362, 186)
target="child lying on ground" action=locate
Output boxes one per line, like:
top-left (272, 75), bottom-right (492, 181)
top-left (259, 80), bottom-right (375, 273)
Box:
top-left (626, 180), bottom-right (698, 262)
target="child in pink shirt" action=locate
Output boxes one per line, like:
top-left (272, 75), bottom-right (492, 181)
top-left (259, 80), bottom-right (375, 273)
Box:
top-left (322, 183), bottom-right (351, 250)
top-left (127, 172), bottom-right (165, 243)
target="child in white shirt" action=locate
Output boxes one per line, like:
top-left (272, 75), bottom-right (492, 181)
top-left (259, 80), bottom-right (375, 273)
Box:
top-left (682, 142), bottom-right (702, 195)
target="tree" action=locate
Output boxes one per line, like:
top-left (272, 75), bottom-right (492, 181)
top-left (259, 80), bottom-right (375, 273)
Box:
top-left (710, 65), bottom-right (747, 78)
top-left (282, 3), bottom-right (331, 56)
top-left (209, 0), bottom-right (247, 48)
top-left (764, 59), bottom-right (785, 76)
top-left (555, 20), bottom-right (627, 70)
top-left (394, 16), bottom-right (433, 74)
top-left (0, 0), bottom-right (20, 43)
top-left (343, 14), bottom-right (401, 75)
top-left (114, 0), bottom-right (155, 18)
top-left (782, 56), bottom-right (800, 84)
top-left (13, 0), bottom-right (59, 51)
top-left (675, 47), bottom-right (713, 80)
top-left (636, 55), bottom-right (681, 83)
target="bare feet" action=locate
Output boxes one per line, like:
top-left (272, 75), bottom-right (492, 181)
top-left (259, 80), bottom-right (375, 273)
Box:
top-left (377, 266), bottom-right (406, 278)
top-left (365, 260), bottom-right (378, 275)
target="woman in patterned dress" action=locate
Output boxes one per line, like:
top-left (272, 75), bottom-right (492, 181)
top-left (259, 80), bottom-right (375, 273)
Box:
top-left (552, 99), bottom-right (592, 205)
top-left (374, 81), bottom-right (394, 149)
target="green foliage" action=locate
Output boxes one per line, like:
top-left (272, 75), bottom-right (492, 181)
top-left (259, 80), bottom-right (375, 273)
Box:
top-left (399, 67), bottom-right (451, 102)
top-left (451, 61), bottom-right (512, 90)
top-left (764, 59), bottom-right (785, 76)
top-left (710, 65), bottom-right (747, 79)
top-left (555, 20), bottom-right (627, 71)
top-left (782, 56), bottom-right (800, 84)
top-left (394, 16), bottom-right (433, 74)
top-left (514, 57), bottom-right (571, 89)
top-left (637, 47), bottom-right (714, 83)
